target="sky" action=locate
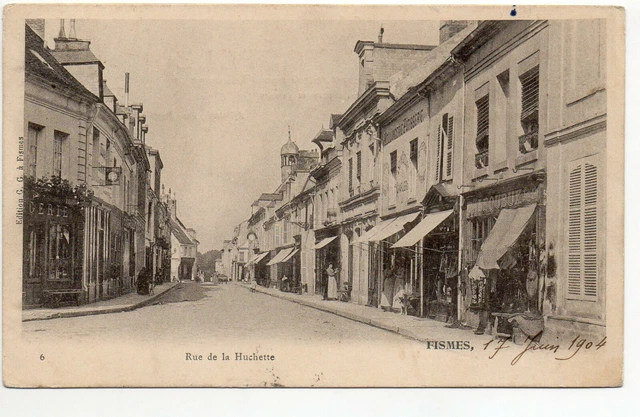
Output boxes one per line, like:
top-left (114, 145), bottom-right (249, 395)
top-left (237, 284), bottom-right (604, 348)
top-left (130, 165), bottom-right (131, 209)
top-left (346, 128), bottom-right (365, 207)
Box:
top-left (44, 18), bottom-right (439, 252)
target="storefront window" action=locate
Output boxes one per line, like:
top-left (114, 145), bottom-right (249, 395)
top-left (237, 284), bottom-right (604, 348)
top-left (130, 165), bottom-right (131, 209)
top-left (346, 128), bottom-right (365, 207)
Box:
top-left (48, 224), bottom-right (71, 280)
top-left (470, 216), bottom-right (494, 262)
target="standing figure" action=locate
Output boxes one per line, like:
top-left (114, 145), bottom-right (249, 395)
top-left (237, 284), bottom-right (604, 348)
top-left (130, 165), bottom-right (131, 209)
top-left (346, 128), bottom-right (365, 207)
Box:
top-left (380, 265), bottom-right (394, 311)
top-left (392, 264), bottom-right (406, 313)
top-left (326, 264), bottom-right (338, 300)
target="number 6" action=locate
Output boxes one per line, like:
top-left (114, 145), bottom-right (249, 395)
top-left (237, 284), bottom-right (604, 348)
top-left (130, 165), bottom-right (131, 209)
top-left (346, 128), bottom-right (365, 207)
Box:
top-left (40, 354), bottom-right (45, 361)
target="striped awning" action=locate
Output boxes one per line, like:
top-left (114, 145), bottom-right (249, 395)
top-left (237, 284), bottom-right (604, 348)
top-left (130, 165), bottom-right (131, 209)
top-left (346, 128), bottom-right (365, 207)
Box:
top-left (281, 249), bottom-right (299, 263)
top-left (367, 212), bottom-right (420, 243)
top-left (266, 248), bottom-right (295, 266)
top-left (247, 252), bottom-right (269, 266)
top-left (314, 236), bottom-right (337, 249)
top-left (392, 210), bottom-right (454, 248)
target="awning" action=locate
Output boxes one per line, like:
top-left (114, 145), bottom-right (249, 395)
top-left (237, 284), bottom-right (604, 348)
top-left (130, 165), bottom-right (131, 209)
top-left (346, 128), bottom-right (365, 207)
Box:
top-left (281, 249), bottom-right (299, 263)
top-left (314, 236), bottom-right (338, 250)
top-left (391, 209), bottom-right (454, 248)
top-left (266, 248), bottom-right (294, 266)
top-left (475, 204), bottom-right (537, 270)
top-left (368, 212), bottom-right (420, 243)
top-left (358, 218), bottom-right (396, 243)
top-left (247, 252), bottom-right (269, 266)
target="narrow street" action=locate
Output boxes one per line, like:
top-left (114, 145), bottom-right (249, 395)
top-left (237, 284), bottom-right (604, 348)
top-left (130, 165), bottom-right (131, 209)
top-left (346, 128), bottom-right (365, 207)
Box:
top-left (22, 281), bottom-right (423, 348)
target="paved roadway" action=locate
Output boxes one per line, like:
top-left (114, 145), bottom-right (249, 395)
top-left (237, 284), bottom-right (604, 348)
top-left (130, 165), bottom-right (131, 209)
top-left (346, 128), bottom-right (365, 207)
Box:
top-left (23, 281), bottom-right (422, 348)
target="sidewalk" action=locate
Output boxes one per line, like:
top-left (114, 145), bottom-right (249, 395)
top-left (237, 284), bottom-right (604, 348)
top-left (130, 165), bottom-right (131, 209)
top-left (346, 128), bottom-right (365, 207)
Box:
top-left (237, 282), bottom-right (492, 345)
top-left (22, 282), bottom-right (181, 322)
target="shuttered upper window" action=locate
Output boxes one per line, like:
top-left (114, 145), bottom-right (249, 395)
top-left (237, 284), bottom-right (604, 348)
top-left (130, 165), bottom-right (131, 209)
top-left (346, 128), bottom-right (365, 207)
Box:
top-left (475, 95), bottom-right (489, 151)
top-left (436, 113), bottom-right (454, 182)
top-left (520, 66), bottom-right (539, 123)
top-left (567, 160), bottom-right (598, 301)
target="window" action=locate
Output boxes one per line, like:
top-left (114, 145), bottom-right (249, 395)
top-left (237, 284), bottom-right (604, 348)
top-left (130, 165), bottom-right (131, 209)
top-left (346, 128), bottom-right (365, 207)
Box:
top-left (390, 150), bottom-right (398, 206)
top-left (436, 114), bottom-right (454, 182)
top-left (356, 151), bottom-right (362, 186)
top-left (369, 144), bottom-right (376, 186)
top-left (475, 95), bottom-right (489, 169)
top-left (275, 223), bottom-right (281, 247)
top-left (283, 220), bottom-right (289, 243)
top-left (53, 131), bottom-right (68, 178)
top-left (470, 216), bottom-right (494, 262)
top-left (27, 124), bottom-right (42, 178)
top-left (48, 224), bottom-right (71, 280)
top-left (106, 139), bottom-right (112, 167)
top-left (519, 66), bottom-right (539, 153)
top-left (92, 128), bottom-right (100, 168)
top-left (567, 160), bottom-right (598, 301)
top-left (409, 139), bottom-right (418, 196)
top-left (348, 157), bottom-right (353, 194)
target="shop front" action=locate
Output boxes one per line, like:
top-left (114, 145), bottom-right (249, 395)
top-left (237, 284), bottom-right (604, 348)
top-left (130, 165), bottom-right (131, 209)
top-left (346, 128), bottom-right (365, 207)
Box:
top-left (392, 207), bottom-right (457, 321)
top-left (313, 227), bottom-right (340, 298)
top-left (360, 211), bottom-right (420, 312)
top-left (247, 251), bottom-right (270, 287)
top-left (266, 246), bottom-right (296, 290)
top-left (23, 190), bottom-right (85, 308)
top-left (461, 173), bottom-right (546, 339)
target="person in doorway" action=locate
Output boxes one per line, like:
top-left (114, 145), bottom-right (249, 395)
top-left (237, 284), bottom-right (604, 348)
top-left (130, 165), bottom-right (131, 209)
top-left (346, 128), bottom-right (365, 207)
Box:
top-left (392, 263), bottom-right (406, 313)
top-left (380, 265), bottom-right (394, 312)
top-left (326, 264), bottom-right (338, 300)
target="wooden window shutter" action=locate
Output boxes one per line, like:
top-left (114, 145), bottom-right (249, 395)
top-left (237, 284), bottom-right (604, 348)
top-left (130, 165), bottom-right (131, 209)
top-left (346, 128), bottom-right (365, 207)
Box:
top-left (445, 115), bottom-right (454, 180)
top-left (567, 160), bottom-right (598, 301)
top-left (520, 66), bottom-right (539, 122)
top-left (348, 158), bottom-right (353, 191)
top-left (435, 123), bottom-right (442, 182)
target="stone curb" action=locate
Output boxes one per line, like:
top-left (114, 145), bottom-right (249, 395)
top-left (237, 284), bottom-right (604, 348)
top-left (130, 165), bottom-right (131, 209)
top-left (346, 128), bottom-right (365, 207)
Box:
top-left (22, 283), bottom-right (181, 322)
top-left (238, 283), bottom-right (423, 343)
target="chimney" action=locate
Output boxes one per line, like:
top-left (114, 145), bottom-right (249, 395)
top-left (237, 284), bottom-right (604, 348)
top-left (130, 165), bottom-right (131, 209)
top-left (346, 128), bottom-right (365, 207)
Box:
top-left (26, 19), bottom-right (45, 41)
top-left (69, 19), bottom-right (77, 39)
top-left (58, 19), bottom-right (66, 39)
top-left (124, 72), bottom-right (130, 107)
top-left (439, 21), bottom-right (470, 44)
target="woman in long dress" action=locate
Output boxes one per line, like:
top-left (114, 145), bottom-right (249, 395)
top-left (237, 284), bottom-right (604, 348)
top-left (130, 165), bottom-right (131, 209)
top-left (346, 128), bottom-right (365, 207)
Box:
top-left (380, 266), bottom-right (394, 311)
top-left (392, 265), bottom-right (407, 312)
top-left (326, 264), bottom-right (338, 300)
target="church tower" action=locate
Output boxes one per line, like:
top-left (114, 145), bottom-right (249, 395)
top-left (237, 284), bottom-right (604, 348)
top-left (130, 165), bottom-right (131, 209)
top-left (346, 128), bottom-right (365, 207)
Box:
top-left (280, 127), bottom-right (299, 182)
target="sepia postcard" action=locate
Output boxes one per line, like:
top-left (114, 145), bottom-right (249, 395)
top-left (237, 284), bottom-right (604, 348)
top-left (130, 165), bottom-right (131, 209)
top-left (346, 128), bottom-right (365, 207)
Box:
top-left (2, 4), bottom-right (624, 388)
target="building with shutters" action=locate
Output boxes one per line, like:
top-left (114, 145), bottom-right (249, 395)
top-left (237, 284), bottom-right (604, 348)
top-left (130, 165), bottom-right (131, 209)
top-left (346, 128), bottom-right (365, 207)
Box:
top-left (453, 20), bottom-right (550, 336)
top-left (336, 31), bottom-right (436, 306)
top-left (372, 22), bottom-right (475, 318)
top-left (542, 19), bottom-right (607, 342)
top-left (23, 20), bottom-right (146, 306)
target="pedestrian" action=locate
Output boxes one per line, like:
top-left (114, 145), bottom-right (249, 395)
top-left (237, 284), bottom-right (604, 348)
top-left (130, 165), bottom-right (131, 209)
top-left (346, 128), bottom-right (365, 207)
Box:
top-left (250, 276), bottom-right (257, 293)
top-left (326, 264), bottom-right (338, 300)
top-left (136, 267), bottom-right (149, 295)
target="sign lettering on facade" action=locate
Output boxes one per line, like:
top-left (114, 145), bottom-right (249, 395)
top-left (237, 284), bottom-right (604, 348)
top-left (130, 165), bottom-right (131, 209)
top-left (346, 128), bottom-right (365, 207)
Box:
top-left (383, 109), bottom-right (424, 144)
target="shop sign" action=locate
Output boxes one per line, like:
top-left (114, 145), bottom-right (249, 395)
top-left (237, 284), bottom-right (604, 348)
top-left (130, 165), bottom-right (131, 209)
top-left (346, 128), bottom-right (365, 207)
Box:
top-left (466, 187), bottom-right (540, 218)
top-left (28, 201), bottom-right (69, 219)
top-left (383, 109), bottom-right (424, 145)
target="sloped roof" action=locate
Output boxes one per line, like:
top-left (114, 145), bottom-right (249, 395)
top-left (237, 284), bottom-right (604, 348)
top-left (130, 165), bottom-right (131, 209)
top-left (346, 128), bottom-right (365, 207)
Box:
top-left (170, 218), bottom-right (194, 245)
top-left (390, 23), bottom-right (477, 100)
top-left (49, 49), bottom-right (102, 66)
top-left (25, 24), bottom-right (98, 102)
top-left (103, 80), bottom-right (116, 97)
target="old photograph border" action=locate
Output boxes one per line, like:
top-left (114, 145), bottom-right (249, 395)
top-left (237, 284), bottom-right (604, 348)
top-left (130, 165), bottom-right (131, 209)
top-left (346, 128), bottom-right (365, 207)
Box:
top-left (3, 4), bottom-right (625, 389)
